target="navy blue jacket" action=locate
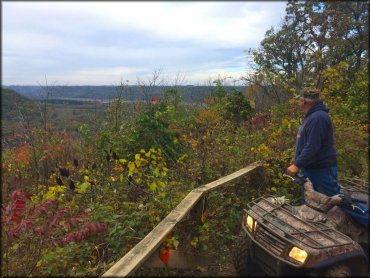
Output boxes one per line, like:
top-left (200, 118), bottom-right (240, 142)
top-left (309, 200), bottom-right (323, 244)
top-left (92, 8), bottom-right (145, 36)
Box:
top-left (294, 101), bottom-right (337, 169)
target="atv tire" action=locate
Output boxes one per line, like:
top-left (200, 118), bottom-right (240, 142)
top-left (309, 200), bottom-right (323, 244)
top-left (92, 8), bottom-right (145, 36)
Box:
top-left (325, 264), bottom-right (351, 277)
top-left (232, 231), bottom-right (253, 276)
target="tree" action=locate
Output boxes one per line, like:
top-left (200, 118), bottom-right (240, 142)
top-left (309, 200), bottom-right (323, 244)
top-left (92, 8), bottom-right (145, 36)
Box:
top-left (136, 68), bottom-right (165, 105)
top-left (244, 0), bottom-right (368, 108)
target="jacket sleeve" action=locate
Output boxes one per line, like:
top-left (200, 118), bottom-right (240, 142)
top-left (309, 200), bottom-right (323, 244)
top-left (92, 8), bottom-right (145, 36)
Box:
top-left (294, 116), bottom-right (326, 168)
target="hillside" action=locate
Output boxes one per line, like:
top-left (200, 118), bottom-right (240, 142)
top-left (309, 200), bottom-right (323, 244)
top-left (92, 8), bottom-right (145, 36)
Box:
top-left (1, 88), bottom-right (41, 136)
top-left (3, 85), bottom-right (245, 103)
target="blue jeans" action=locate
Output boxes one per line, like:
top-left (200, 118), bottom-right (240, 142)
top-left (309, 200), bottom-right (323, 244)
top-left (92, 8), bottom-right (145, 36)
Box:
top-left (299, 166), bottom-right (340, 204)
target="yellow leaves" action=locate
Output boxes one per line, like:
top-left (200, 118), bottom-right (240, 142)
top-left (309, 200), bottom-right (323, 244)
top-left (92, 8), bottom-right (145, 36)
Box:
top-left (123, 148), bottom-right (168, 194)
top-left (281, 118), bottom-right (291, 130)
top-left (134, 177), bottom-right (141, 183)
top-left (31, 195), bottom-right (39, 203)
top-left (36, 260), bottom-right (43, 268)
top-left (76, 182), bottom-right (90, 193)
top-left (153, 166), bottom-right (168, 177)
top-left (149, 182), bottom-right (157, 192)
top-left (44, 185), bottom-right (67, 200)
top-left (321, 61), bottom-right (349, 99)
top-left (190, 139), bottom-right (198, 150)
top-left (113, 163), bottom-right (124, 172)
top-left (177, 154), bottom-right (188, 163)
top-left (135, 159), bottom-right (141, 168)
top-left (162, 167), bottom-right (168, 176)
top-left (252, 143), bottom-right (271, 158)
top-left (153, 167), bottom-right (160, 177)
top-left (158, 181), bottom-right (166, 188)
top-left (128, 161), bottom-right (137, 176)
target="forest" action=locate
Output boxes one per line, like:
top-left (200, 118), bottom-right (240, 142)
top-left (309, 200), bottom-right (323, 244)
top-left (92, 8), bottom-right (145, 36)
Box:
top-left (1, 1), bottom-right (368, 276)
top-left (4, 84), bottom-right (245, 103)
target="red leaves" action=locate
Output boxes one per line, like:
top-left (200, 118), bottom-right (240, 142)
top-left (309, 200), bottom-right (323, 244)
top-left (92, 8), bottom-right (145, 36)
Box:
top-left (3, 190), bottom-right (32, 224)
top-left (159, 233), bottom-right (173, 265)
top-left (159, 247), bottom-right (171, 265)
top-left (58, 222), bottom-right (108, 247)
top-left (1, 190), bottom-right (33, 240)
top-left (38, 199), bottom-right (57, 215)
top-left (2, 189), bottom-right (109, 246)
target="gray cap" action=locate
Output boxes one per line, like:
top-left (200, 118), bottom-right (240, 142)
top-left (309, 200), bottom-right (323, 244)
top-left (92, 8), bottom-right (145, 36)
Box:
top-left (297, 88), bottom-right (321, 101)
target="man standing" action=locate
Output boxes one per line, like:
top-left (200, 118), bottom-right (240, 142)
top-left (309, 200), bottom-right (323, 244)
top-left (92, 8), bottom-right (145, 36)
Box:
top-left (287, 88), bottom-right (340, 204)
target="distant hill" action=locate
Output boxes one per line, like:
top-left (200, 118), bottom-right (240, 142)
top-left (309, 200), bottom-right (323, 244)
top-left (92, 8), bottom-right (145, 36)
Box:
top-left (3, 85), bottom-right (246, 103)
top-left (1, 88), bottom-right (41, 136)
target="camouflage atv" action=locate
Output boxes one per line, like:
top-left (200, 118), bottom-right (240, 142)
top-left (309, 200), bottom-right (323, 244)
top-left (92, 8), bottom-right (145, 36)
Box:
top-left (233, 175), bottom-right (369, 277)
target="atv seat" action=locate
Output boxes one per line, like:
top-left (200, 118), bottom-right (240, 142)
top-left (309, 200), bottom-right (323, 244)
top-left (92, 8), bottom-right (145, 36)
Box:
top-left (303, 179), bottom-right (342, 213)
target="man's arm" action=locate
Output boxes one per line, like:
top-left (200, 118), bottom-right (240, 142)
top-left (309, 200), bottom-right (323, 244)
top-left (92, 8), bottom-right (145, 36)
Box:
top-left (295, 117), bottom-right (325, 168)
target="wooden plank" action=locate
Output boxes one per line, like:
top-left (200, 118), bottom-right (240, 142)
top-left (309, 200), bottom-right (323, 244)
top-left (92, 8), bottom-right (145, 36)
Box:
top-left (102, 163), bottom-right (261, 277)
top-left (102, 191), bottom-right (204, 277)
top-left (199, 163), bottom-right (260, 192)
top-left (102, 221), bottom-right (175, 277)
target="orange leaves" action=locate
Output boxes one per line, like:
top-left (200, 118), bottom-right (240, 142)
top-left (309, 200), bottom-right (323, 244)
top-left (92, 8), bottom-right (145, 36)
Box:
top-left (14, 143), bottom-right (31, 165)
top-left (196, 109), bottom-right (220, 126)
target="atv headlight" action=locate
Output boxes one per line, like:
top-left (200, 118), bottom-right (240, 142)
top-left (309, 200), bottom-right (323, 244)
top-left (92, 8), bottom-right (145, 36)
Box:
top-left (289, 246), bottom-right (308, 263)
top-left (246, 215), bottom-right (257, 231)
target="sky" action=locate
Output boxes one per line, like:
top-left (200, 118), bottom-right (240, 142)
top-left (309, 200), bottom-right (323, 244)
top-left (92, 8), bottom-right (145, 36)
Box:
top-left (2, 1), bottom-right (287, 86)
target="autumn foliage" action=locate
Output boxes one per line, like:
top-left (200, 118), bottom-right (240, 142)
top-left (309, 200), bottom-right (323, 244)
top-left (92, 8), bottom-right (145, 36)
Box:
top-left (1, 1), bottom-right (368, 276)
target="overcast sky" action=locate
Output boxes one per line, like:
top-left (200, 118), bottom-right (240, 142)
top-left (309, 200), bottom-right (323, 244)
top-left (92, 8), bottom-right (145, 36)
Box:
top-left (2, 1), bottom-right (287, 86)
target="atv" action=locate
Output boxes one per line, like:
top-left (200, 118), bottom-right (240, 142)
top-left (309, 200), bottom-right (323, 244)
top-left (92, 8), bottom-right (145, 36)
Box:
top-left (233, 175), bottom-right (369, 277)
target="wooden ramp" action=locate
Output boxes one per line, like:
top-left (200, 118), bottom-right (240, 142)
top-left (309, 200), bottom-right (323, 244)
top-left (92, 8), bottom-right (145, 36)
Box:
top-left (102, 162), bottom-right (262, 277)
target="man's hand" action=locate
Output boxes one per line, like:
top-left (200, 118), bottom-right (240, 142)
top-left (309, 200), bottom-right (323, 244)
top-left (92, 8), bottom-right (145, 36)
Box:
top-left (287, 164), bottom-right (299, 175)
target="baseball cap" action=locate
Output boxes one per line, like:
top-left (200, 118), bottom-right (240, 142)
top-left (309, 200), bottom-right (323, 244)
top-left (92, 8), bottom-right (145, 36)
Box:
top-left (296, 88), bottom-right (321, 101)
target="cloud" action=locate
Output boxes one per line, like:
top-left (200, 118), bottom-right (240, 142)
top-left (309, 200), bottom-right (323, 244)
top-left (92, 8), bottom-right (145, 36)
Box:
top-left (2, 1), bottom-right (287, 85)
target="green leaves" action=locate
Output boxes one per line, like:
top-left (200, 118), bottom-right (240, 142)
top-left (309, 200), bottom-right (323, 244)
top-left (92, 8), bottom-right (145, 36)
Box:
top-left (76, 182), bottom-right (90, 194)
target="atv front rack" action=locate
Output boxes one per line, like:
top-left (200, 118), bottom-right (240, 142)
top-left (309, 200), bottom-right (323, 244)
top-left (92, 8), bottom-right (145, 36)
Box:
top-left (246, 196), bottom-right (354, 250)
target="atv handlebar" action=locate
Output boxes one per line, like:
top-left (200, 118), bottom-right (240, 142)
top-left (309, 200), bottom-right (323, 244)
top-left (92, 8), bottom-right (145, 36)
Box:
top-left (283, 173), bottom-right (307, 185)
top-left (283, 174), bottom-right (368, 209)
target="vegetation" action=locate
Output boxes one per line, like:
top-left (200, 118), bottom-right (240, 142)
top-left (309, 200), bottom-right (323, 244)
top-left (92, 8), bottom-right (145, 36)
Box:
top-left (4, 84), bottom-right (245, 103)
top-left (1, 1), bottom-right (368, 276)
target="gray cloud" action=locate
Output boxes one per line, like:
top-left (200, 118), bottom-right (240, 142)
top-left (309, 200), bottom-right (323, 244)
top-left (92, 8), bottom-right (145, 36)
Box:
top-left (2, 1), bottom-right (287, 85)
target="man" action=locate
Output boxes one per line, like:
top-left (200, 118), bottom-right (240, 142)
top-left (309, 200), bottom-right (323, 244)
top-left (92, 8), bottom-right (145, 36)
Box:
top-left (287, 88), bottom-right (340, 204)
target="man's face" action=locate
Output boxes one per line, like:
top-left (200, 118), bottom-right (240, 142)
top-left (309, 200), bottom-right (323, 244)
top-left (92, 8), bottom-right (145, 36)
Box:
top-left (299, 98), bottom-right (310, 112)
